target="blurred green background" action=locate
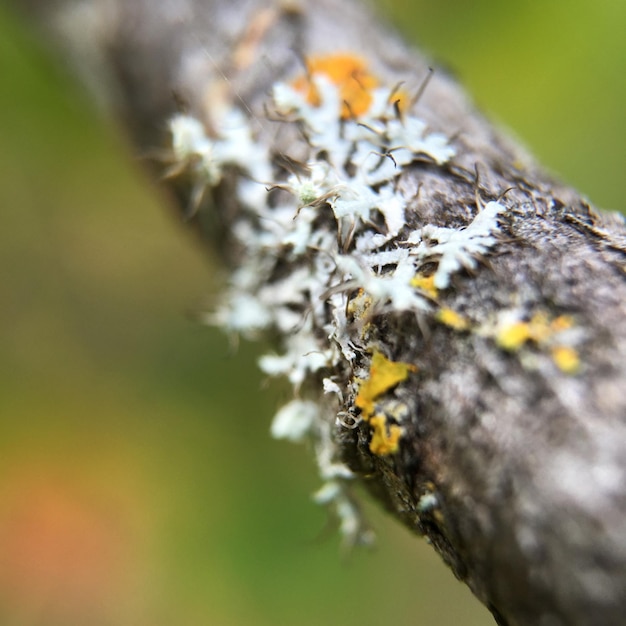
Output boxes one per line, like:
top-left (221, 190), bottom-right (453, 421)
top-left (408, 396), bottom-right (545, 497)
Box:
top-left (0, 1), bottom-right (623, 625)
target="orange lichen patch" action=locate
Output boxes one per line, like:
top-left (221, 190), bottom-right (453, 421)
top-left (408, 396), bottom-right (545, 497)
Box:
top-left (355, 350), bottom-right (417, 420)
top-left (411, 273), bottom-right (438, 299)
top-left (293, 53), bottom-right (379, 119)
top-left (369, 415), bottom-right (403, 456)
top-left (436, 307), bottom-right (470, 331)
top-left (551, 345), bottom-right (581, 374)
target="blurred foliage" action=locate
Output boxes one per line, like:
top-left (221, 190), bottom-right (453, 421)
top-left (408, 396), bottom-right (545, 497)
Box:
top-left (0, 0), bottom-right (623, 624)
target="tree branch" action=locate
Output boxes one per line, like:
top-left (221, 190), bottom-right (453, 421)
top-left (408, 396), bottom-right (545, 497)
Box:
top-left (17, 1), bottom-right (626, 624)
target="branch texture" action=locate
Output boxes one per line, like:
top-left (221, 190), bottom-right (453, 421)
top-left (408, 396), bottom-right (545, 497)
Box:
top-left (19, 1), bottom-right (626, 624)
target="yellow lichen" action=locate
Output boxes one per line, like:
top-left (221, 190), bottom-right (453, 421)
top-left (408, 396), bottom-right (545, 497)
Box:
top-left (496, 320), bottom-right (533, 351)
top-left (346, 289), bottom-right (374, 340)
top-left (528, 312), bottom-right (552, 343)
top-left (347, 288), bottom-right (373, 320)
top-left (410, 273), bottom-right (438, 299)
top-left (550, 315), bottom-right (575, 333)
top-left (355, 350), bottom-right (417, 420)
top-left (496, 311), bottom-right (581, 374)
top-left (368, 414), bottom-right (403, 456)
top-left (496, 312), bottom-right (554, 351)
top-left (551, 345), bottom-right (581, 374)
top-left (436, 307), bottom-right (470, 331)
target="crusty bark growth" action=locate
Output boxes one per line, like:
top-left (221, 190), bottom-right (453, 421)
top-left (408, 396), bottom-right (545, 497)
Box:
top-left (18, 1), bottom-right (626, 624)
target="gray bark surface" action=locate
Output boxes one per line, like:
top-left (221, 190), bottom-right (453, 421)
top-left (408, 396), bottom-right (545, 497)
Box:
top-left (17, 1), bottom-right (626, 624)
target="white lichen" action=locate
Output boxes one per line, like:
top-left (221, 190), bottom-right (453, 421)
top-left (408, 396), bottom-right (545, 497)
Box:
top-left (258, 328), bottom-right (335, 388)
top-left (418, 492), bottom-right (439, 514)
top-left (270, 399), bottom-right (320, 442)
top-left (167, 54), bottom-right (508, 544)
top-left (408, 200), bottom-right (507, 289)
top-left (167, 109), bottom-right (271, 195)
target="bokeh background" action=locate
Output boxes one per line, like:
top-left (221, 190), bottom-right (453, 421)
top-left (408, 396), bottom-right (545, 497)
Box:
top-left (0, 1), bottom-right (623, 624)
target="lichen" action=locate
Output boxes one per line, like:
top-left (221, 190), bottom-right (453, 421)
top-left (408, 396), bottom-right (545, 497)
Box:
top-left (369, 415), bottom-right (403, 456)
top-left (166, 51), bottom-right (513, 544)
top-left (291, 53), bottom-right (382, 119)
top-left (355, 350), bottom-right (417, 421)
top-left (436, 307), bottom-right (470, 331)
top-left (410, 273), bottom-right (438, 299)
top-left (406, 200), bottom-right (507, 289)
top-left (493, 311), bottom-right (582, 374)
top-left (551, 345), bottom-right (581, 374)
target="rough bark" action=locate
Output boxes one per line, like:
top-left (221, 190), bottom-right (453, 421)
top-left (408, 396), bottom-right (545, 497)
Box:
top-left (17, 1), bottom-right (626, 625)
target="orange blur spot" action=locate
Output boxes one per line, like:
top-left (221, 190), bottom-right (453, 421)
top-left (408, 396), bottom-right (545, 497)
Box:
top-left (0, 469), bottom-right (139, 623)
